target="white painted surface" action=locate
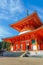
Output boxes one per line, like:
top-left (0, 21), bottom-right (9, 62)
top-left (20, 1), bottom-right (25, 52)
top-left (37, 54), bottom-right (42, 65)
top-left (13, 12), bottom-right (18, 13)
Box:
top-left (19, 30), bottom-right (32, 35)
top-left (32, 45), bottom-right (37, 50)
top-left (11, 46), bottom-right (13, 51)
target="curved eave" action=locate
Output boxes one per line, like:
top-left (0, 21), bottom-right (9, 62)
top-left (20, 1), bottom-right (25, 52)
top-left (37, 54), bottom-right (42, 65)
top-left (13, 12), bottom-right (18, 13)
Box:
top-left (2, 26), bottom-right (43, 43)
top-left (2, 38), bottom-right (12, 43)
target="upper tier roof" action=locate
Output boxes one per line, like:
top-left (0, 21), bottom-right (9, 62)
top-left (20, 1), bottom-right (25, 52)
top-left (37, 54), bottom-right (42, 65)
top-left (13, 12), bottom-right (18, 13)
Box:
top-left (10, 12), bottom-right (42, 32)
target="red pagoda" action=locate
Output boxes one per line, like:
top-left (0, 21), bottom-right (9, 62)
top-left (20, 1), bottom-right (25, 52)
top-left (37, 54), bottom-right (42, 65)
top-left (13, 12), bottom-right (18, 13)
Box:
top-left (2, 12), bottom-right (43, 52)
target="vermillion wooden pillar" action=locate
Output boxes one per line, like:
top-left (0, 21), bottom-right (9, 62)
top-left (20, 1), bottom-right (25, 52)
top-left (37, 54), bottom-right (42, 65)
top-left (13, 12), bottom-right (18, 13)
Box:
top-left (16, 41), bottom-right (21, 51)
top-left (40, 43), bottom-right (43, 50)
top-left (21, 42), bottom-right (26, 51)
top-left (13, 43), bottom-right (16, 51)
top-left (29, 41), bottom-right (32, 50)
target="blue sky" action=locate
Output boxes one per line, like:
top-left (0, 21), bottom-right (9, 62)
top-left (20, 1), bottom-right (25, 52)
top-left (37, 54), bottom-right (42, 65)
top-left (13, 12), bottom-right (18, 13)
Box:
top-left (0, 0), bottom-right (43, 41)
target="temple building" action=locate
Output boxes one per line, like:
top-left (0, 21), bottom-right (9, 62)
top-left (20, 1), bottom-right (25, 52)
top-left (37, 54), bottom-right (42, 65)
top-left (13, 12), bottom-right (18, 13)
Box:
top-left (2, 12), bottom-right (43, 52)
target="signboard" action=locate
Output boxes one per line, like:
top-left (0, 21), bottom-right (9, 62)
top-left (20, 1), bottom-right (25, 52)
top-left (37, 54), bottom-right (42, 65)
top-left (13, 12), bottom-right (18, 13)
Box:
top-left (32, 39), bottom-right (35, 44)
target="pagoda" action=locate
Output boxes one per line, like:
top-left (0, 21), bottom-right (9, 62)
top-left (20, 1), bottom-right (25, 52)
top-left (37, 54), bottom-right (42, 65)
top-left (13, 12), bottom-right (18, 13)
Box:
top-left (2, 12), bottom-right (43, 52)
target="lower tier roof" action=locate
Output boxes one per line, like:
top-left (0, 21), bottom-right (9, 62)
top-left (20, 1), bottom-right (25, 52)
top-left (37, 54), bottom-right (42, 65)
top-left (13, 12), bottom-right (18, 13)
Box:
top-left (2, 26), bottom-right (43, 43)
